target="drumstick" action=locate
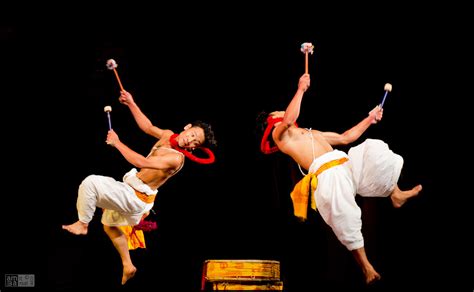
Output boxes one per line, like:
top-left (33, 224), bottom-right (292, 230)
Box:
top-left (305, 52), bottom-right (308, 74)
top-left (104, 105), bottom-right (112, 130)
top-left (380, 83), bottom-right (392, 108)
top-left (106, 59), bottom-right (124, 91)
top-left (300, 42), bottom-right (314, 74)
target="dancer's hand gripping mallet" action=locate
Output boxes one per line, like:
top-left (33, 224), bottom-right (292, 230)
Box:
top-left (106, 59), bottom-right (125, 91)
top-left (300, 42), bottom-right (314, 74)
top-left (380, 83), bottom-right (392, 108)
top-left (104, 105), bottom-right (112, 130)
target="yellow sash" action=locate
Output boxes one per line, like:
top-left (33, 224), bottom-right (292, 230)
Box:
top-left (119, 226), bottom-right (146, 250)
top-left (290, 157), bottom-right (348, 221)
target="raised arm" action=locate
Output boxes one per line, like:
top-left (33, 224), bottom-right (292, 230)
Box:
top-left (119, 90), bottom-right (168, 139)
top-left (273, 74), bottom-right (310, 142)
top-left (321, 105), bottom-right (383, 146)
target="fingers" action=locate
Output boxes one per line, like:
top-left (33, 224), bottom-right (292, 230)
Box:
top-left (119, 90), bottom-right (133, 104)
top-left (105, 137), bottom-right (117, 146)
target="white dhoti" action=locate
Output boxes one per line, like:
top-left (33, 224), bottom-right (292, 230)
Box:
top-left (76, 168), bottom-right (156, 226)
top-left (348, 138), bottom-right (403, 197)
top-left (309, 139), bottom-right (404, 251)
top-left (309, 150), bottom-right (363, 250)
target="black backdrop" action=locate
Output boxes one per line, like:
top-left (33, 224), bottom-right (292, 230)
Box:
top-left (1, 6), bottom-right (470, 292)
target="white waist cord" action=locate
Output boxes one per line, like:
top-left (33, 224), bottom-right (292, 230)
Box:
top-left (298, 128), bottom-right (315, 176)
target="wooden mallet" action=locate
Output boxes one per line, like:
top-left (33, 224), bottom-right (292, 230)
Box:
top-left (106, 59), bottom-right (125, 91)
top-left (300, 42), bottom-right (314, 74)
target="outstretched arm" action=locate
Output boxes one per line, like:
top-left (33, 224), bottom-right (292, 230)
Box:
top-left (106, 130), bottom-right (182, 170)
top-left (119, 90), bottom-right (168, 139)
top-left (273, 74), bottom-right (310, 142)
top-left (321, 105), bottom-right (383, 146)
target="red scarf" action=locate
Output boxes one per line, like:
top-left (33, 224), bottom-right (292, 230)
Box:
top-left (260, 116), bottom-right (298, 154)
top-left (170, 134), bottom-right (215, 164)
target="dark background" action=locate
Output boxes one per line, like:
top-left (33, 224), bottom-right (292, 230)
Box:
top-left (1, 5), bottom-right (470, 292)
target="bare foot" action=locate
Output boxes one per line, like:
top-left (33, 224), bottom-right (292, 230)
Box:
top-left (121, 264), bottom-right (137, 285)
top-left (365, 269), bottom-right (381, 285)
top-left (62, 221), bottom-right (88, 235)
top-left (391, 184), bottom-right (423, 208)
top-left (365, 271), bottom-right (382, 285)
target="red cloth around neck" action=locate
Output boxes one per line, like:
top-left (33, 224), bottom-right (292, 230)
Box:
top-left (170, 134), bottom-right (215, 164)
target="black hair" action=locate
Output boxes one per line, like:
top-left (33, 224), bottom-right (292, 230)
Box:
top-left (191, 120), bottom-right (217, 148)
top-left (256, 110), bottom-right (269, 140)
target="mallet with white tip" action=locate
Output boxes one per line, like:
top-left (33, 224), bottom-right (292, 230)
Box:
top-left (300, 42), bottom-right (314, 74)
top-left (106, 59), bottom-right (125, 91)
top-left (380, 83), bottom-right (392, 108)
top-left (104, 105), bottom-right (112, 130)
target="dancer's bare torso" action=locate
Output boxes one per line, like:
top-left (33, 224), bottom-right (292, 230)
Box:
top-left (136, 137), bottom-right (184, 190)
top-left (276, 126), bottom-right (333, 171)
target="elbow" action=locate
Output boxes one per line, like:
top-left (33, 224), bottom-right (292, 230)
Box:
top-left (338, 138), bottom-right (351, 146)
top-left (132, 157), bottom-right (149, 169)
top-left (339, 140), bottom-right (350, 146)
top-left (339, 133), bottom-right (357, 145)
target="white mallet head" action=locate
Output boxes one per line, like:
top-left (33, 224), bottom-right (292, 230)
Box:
top-left (384, 83), bottom-right (392, 92)
top-left (106, 59), bottom-right (118, 70)
top-left (300, 42), bottom-right (314, 54)
top-left (104, 106), bottom-right (113, 130)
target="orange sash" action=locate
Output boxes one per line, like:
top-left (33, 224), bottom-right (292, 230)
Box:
top-left (119, 226), bottom-right (146, 250)
top-left (134, 189), bottom-right (156, 204)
